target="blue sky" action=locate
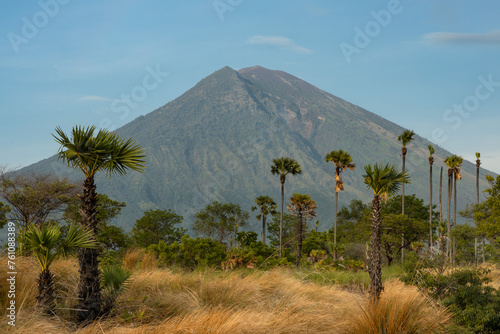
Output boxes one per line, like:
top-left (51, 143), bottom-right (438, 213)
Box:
top-left (1, 0), bottom-right (499, 173)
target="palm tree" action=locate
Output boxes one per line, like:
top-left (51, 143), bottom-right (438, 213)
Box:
top-left (397, 129), bottom-right (415, 263)
top-left (428, 145), bottom-right (435, 249)
top-left (53, 125), bottom-right (145, 322)
top-left (397, 129), bottom-right (415, 216)
top-left (476, 152), bottom-right (485, 263)
top-left (444, 154), bottom-right (463, 262)
top-left (363, 163), bottom-right (410, 302)
top-left (271, 157), bottom-right (302, 258)
top-left (286, 193), bottom-right (317, 268)
top-left (325, 150), bottom-right (355, 260)
top-left (19, 223), bottom-right (97, 313)
top-left (251, 195), bottom-right (277, 244)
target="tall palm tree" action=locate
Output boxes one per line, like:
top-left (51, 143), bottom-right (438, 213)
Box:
top-left (397, 129), bottom-right (415, 216)
top-left (363, 163), bottom-right (410, 302)
top-left (286, 193), bottom-right (317, 268)
top-left (19, 223), bottom-right (97, 313)
top-left (251, 195), bottom-right (277, 244)
top-left (428, 145), bottom-right (435, 249)
top-left (397, 129), bottom-right (415, 263)
top-left (452, 155), bottom-right (463, 262)
top-left (476, 152), bottom-right (485, 263)
top-left (444, 154), bottom-right (462, 261)
top-left (325, 149), bottom-right (355, 260)
top-left (53, 125), bottom-right (145, 322)
top-left (271, 157), bottom-right (302, 258)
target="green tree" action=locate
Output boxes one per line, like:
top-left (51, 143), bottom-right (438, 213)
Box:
top-left (251, 195), bottom-right (277, 244)
top-left (363, 163), bottom-right (410, 302)
top-left (325, 149), bottom-right (355, 260)
top-left (53, 125), bottom-right (145, 323)
top-left (19, 223), bottom-right (97, 313)
top-left (268, 212), bottom-right (297, 255)
top-left (286, 193), bottom-right (317, 268)
top-left (0, 172), bottom-right (77, 228)
top-left (131, 209), bottom-right (186, 248)
top-left (193, 201), bottom-right (249, 245)
top-left (0, 201), bottom-right (11, 229)
top-left (271, 157), bottom-right (302, 257)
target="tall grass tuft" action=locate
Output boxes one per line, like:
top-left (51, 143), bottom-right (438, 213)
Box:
top-left (342, 280), bottom-right (452, 334)
top-left (123, 248), bottom-right (144, 271)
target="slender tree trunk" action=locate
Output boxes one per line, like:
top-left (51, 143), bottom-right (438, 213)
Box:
top-left (439, 167), bottom-right (443, 227)
top-left (453, 173), bottom-right (457, 264)
top-left (37, 268), bottom-right (55, 313)
top-left (446, 169), bottom-right (452, 264)
top-left (429, 160), bottom-right (433, 250)
top-left (77, 176), bottom-right (101, 323)
top-left (475, 237), bottom-right (478, 266)
top-left (476, 159), bottom-right (486, 264)
top-left (482, 237), bottom-right (486, 263)
top-left (296, 212), bottom-right (303, 268)
top-left (280, 179), bottom-right (284, 258)
top-left (369, 195), bottom-right (383, 303)
top-left (401, 149), bottom-right (406, 263)
top-left (334, 191), bottom-right (338, 261)
top-left (262, 213), bottom-right (266, 244)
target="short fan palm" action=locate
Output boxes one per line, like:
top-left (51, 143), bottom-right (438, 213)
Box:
top-left (19, 223), bottom-right (97, 313)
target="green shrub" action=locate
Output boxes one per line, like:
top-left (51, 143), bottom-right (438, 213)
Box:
top-left (149, 235), bottom-right (227, 269)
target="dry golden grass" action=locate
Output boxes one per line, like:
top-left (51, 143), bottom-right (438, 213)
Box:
top-left (1, 255), bottom-right (455, 334)
top-left (122, 248), bottom-right (144, 271)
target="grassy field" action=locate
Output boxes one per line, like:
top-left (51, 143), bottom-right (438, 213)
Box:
top-left (0, 253), bottom-right (463, 333)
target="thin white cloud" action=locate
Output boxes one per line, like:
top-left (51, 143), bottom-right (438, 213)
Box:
top-left (423, 30), bottom-right (500, 45)
top-left (77, 95), bottom-right (112, 102)
top-left (246, 35), bottom-right (312, 54)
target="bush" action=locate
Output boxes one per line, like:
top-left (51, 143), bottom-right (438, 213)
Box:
top-left (149, 235), bottom-right (227, 269)
top-left (401, 253), bottom-right (500, 333)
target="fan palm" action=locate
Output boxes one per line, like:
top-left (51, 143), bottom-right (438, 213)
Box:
top-left (19, 223), bottom-right (97, 313)
top-left (363, 163), bottom-right (410, 302)
top-left (53, 125), bottom-right (145, 322)
top-left (428, 145), bottom-right (435, 249)
top-left (476, 152), bottom-right (485, 263)
top-left (444, 154), bottom-right (463, 261)
top-left (251, 195), bottom-right (277, 244)
top-left (286, 193), bottom-right (317, 268)
top-left (271, 157), bottom-right (301, 257)
top-left (397, 130), bottom-right (415, 263)
top-left (325, 149), bottom-right (355, 260)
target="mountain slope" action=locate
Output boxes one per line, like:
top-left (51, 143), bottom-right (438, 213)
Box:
top-left (24, 66), bottom-right (493, 231)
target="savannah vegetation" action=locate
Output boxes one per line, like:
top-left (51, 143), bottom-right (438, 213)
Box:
top-left (1, 126), bottom-right (499, 333)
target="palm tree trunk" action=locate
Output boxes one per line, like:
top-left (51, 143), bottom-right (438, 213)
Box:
top-left (262, 214), bottom-right (266, 244)
top-left (334, 191), bottom-right (338, 261)
top-left (296, 211), bottom-right (303, 268)
top-left (280, 179), bottom-right (284, 258)
top-left (369, 195), bottom-right (383, 302)
top-left (439, 167), bottom-right (443, 226)
top-left (446, 169), bottom-right (452, 263)
top-left (37, 268), bottom-right (55, 313)
top-left (401, 151), bottom-right (406, 263)
top-left (429, 162), bottom-right (433, 250)
top-left (77, 176), bottom-right (101, 323)
top-left (453, 173), bottom-right (457, 264)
